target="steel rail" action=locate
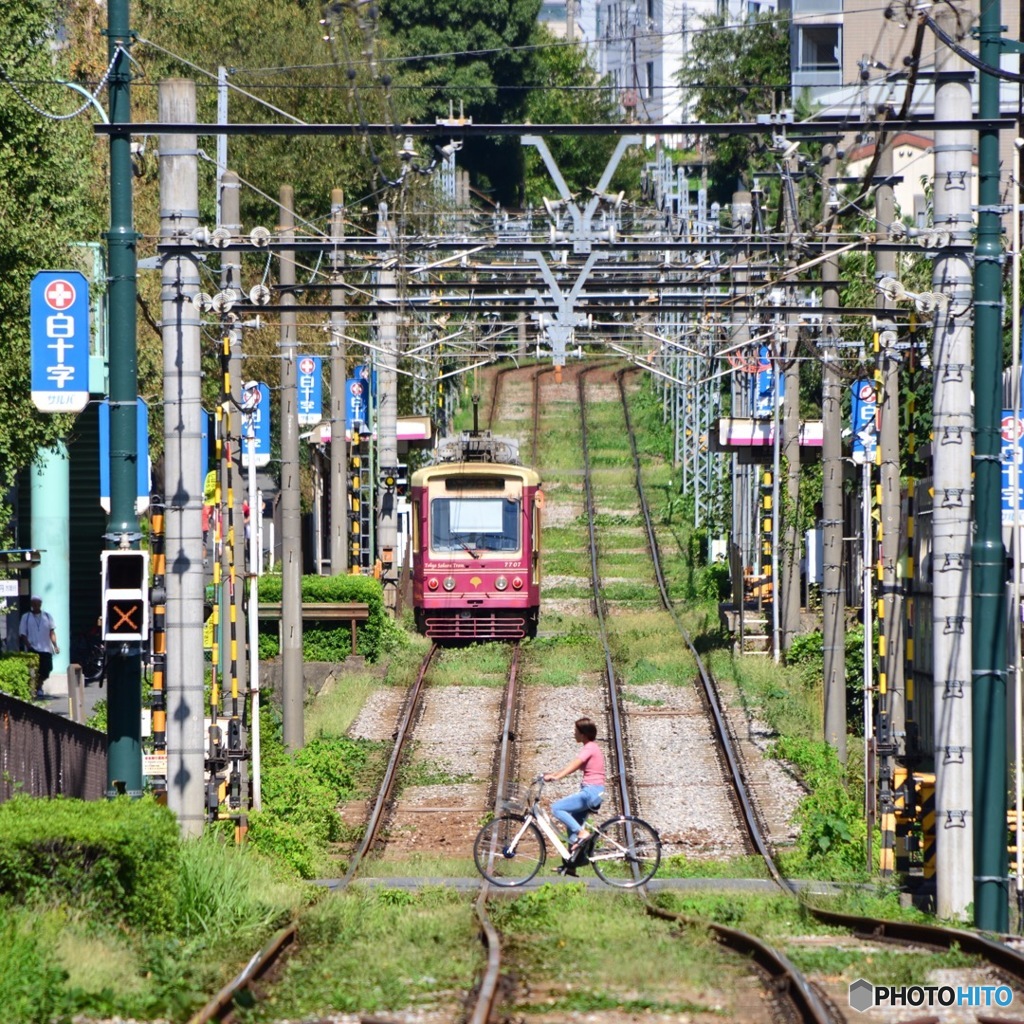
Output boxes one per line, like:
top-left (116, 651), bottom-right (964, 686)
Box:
top-left (577, 363), bottom-right (637, 829)
top-left (614, 368), bottom-right (1024, 1009)
top-left (340, 643), bottom-right (438, 886)
top-left (468, 642), bottom-right (522, 1024)
top-left (186, 644), bottom-right (439, 1022)
top-left (611, 367), bottom-right (830, 1022)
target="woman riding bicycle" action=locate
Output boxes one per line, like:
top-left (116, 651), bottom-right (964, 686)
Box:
top-left (544, 717), bottom-right (606, 863)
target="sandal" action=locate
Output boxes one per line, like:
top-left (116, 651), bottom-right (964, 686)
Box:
top-left (570, 831), bottom-right (592, 855)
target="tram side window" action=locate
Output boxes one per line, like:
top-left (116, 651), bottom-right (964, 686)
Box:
top-left (431, 497), bottom-right (520, 551)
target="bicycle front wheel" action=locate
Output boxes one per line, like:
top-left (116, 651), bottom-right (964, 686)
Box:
top-left (473, 815), bottom-right (547, 886)
top-left (590, 816), bottom-right (661, 887)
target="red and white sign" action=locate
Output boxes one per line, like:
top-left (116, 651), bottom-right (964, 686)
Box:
top-left (44, 278), bottom-right (77, 310)
top-left (299, 356), bottom-right (316, 376)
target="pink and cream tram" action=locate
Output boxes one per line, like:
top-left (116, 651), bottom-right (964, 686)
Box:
top-left (411, 433), bottom-right (541, 641)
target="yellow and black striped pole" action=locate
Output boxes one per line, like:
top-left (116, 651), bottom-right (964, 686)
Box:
top-left (149, 495), bottom-right (167, 800)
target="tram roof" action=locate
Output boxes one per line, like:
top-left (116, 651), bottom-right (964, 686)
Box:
top-left (411, 462), bottom-right (541, 488)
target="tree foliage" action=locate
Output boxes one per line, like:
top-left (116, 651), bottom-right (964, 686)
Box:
top-left (380, 0), bottom-right (543, 205)
top-left (522, 28), bottom-right (640, 207)
top-left (678, 12), bottom-right (790, 203)
top-left (0, 0), bottom-right (104, 537)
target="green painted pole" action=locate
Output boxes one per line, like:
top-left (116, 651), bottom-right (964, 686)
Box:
top-left (973, 0), bottom-right (1008, 931)
top-left (104, 0), bottom-right (143, 798)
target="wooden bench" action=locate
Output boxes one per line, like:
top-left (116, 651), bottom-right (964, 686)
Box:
top-left (257, 602), bottom-right (370, 655)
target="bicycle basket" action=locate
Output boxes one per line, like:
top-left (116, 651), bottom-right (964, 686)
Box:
top-left (500, 783), bottom-right (526, 813)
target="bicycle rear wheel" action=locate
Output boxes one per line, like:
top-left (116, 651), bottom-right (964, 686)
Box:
top-left (473, 815), bottom-right (546, 886)
top-left (590, 816), bottom-right (661, 887)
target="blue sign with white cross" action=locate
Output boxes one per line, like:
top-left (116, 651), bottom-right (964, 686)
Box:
top-left (297, 354), bottom-right (323, 426)
top-left (241, 381), bottom-right (271, 468)
top-left (347, 378), bottom-right (368, 431)
top-left (850, 378), bottom-right (877, 464)
top-left (30, 270), bottom-right (90, 413)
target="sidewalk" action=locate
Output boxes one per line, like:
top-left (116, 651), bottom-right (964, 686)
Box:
top-left (37, 669), bottom-right (107, 727)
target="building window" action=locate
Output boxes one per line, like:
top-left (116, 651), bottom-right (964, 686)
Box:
top-left (796, 25), bottom-right (841, 72)
top-left (646, 62), bottom-right (655, 98)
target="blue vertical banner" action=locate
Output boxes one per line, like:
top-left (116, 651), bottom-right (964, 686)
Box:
top-left (851, 378), bottom-right (878, 464)
top-left (296, 354), bottom-right (323, 426)
top-left (241, 381), bottom-right (271, 468)
top-left (1001, 411), bottom-right (1024, 524)
top-left (753, 345), bottom-right (775, 419)
top-left (30, 271), bottom-right (91, 413)
top-left (347, 378), bottom-right (368, 431)
top-left (354, 363), bottom-right (377, 406)
top-left (99, 398), bottom-right (151, 513)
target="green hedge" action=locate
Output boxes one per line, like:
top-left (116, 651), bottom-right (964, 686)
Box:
top-left (0, 653), bottom-right (37, 701)
top-left (0, 796), bottom-right (180, 929)
top-left (257, 573), bottom-right (404, 662)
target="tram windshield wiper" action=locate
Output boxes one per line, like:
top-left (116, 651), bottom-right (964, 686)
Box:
top-left (461, 543), bottom-right (480, 559)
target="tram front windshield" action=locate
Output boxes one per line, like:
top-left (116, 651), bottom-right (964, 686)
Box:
top-left (431, 497), bottom-right (520, 552)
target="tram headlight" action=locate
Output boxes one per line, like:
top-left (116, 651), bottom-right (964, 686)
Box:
top-left (427, 577), bottom-right (439, 591)
top-left (511, 577), bottom-right (523, 590)
top-left (495, 576), bottom-right (508, 591)
top-left (442, 576), bottom-right (457, 592)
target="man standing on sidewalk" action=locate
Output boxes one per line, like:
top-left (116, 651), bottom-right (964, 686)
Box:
top-left (19, 596), bottom-right (58, 699)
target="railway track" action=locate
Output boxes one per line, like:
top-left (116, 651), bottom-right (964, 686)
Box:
top-left (612, 365), bottom-right (1024, 1023)
top-left (187, 360), bottom-right (1024, 1024)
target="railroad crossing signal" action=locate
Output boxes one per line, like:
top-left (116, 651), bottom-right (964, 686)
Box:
top-left (101, 550), bottom-right (150, 641)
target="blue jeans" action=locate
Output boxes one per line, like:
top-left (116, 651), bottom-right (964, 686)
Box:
top-left (552, 785), bottom-right (604, 845)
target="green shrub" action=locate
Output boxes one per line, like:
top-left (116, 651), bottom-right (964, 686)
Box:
top-left (0, 653), bottom-right (36, 701)
top-left (769, 736), bottom-right (867, 877)
top-left (258, 574), bottom-right (405, 662)
top-left (0, 916), bottom-right (68, 1024)
top-left (0, 796), bottom-right (181, 929)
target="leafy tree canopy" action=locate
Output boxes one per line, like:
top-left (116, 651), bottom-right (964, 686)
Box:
top-left (0, 0), bottom-right (103, 538)
top-left (380, 0), bottom-right (543, 205)
top-left (678, 12), bottom-right (790, 204)
top-left (522, 28), bottom-right (642, 207)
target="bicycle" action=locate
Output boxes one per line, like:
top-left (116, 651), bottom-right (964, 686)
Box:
top-left (473, 776), bottom-right (661, 888)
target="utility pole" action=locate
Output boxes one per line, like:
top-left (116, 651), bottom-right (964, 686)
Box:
top-left (931, 50), bottom-right (974, 922)
top-left (279, 187), bottom-right (303, 751)
top-left (221, 170), bottom-right (247, 808)
top-left (973, 0), bottom-right (1009, 933)
top-left (330, 190), bottom-right (348, 575)
top-left (780, 151), bottom-right (802, 654)
top-left (875, 140), bottom-right (902, 873)
top-left (376, 206), bottom-right (399, 605)
top-left (820, 144), bottom-right (847, 762)
top-left (159, 78), bottom-right (205, 835)
top-left (105, 0), bottom-right (143, 799)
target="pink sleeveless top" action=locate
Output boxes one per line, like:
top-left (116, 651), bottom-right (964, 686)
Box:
top-left (580, 740), bottom-right (606, 787)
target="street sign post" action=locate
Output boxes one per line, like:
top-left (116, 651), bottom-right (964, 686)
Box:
top-left (30, 271), bottom-right (90, 413)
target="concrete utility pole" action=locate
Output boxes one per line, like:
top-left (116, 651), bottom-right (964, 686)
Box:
top-left (973, 0), bottom-right (1009, 933)
top-left (820, 144), bottom-right (846, 762)
top-left (220, 170), bottom-right (247, 707)
top-left (159, 78), bottom-right (205, 836)
top-left (104, 0), bottom-right (143, 799)
top-left (931, 55), bottom-right (974, 922)
top-left (729, 191), bottom-right (753, 640)
top-left (329, 190), bottom-right (348, 575)
top-left (376, 206), bottom-right (399, 605)
top-left (279, 188), bottom-right (303, 751)
top-left (780, 152), bottom-right (802, 653)
top-left (874, 140), bottom-right (903, 873)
